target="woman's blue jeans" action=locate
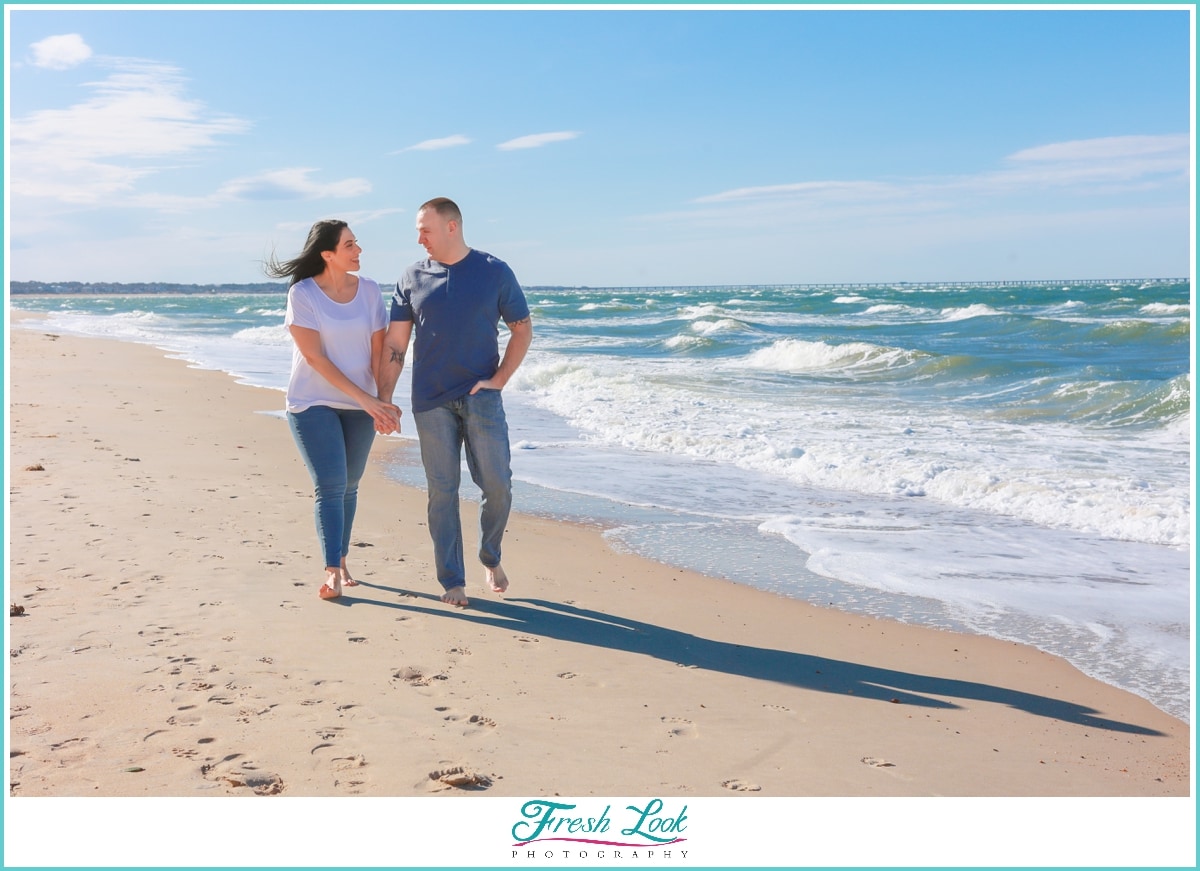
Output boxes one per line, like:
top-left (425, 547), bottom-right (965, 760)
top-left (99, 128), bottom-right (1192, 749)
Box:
top-left (287, 405), bottom-right (376, 569)
top-left (413, 389), bottom-right (513, 591)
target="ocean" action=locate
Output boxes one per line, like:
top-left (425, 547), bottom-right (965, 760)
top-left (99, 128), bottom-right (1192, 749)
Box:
top-left (9, 279), bottom-right (1193, 723)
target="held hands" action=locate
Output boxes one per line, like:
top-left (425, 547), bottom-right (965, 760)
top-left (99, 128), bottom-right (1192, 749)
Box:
top-left (364, 396), bottom-right (403, 435)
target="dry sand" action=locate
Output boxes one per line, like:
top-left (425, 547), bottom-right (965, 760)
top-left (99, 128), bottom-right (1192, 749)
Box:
top-left (4, 313), bottom-right (1194, 867)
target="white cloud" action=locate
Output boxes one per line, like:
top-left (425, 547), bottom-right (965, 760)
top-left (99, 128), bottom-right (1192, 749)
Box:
top-left (694, 180), bottom-right (908, 205)
top-left (986, 133), bottom-right (1191, 191)
top-left (1007, 134), bottom-right (1190, 163)
top-left (215, 168), bottom-right (371, 202)
top-left (496, 131), bottom-right (581, 150)
top-left (30, 33), bottom-right (92, 70)
top-left (127, 168), bottom-right (373, 212)
top-left (274, 208), bottom-right (405, 237)
top-left (686, 133), bottom-right (1189, 219)
top-left (400, 134), bottom-right (471, 152)
top-left (9, 58), bottom-right (248, 204)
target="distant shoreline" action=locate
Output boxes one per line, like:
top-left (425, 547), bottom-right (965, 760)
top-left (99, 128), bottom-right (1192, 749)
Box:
top-left (7, 277), bottom-right (1190, 296)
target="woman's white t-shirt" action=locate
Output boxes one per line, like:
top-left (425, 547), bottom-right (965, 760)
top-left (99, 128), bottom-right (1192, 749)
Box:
top-left (284, 275), bottom-right (388, 413)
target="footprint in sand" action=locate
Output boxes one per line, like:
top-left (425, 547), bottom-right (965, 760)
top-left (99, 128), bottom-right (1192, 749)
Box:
top-left (235, 705), bottom-right (272, 724)
top-left (49, 737), bottom-right (91, 764)
top-left (721, 779), bottom-right (762, 792)
top-left (661, 717), bottom-right (698, 738)
top-left (332, 754), bottom-right (366, 771)
top-left (861, 757), bottom-right (896, 768)
top-left (202, 757), bottom-right (286, 795)
top-left (468, 714), bottom-right (497, 729)
top-left (309, 738), bottom-right (370, 792)
top-left (763, 703), bottom-right (792, 713)
top-left (393, 666), bottom-right (447, 688)
top-left (426, 765), bottom-right (493, 791)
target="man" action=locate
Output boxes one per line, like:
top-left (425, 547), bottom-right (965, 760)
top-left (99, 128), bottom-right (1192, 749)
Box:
top-left (377, 198), bottom-right (533, 607)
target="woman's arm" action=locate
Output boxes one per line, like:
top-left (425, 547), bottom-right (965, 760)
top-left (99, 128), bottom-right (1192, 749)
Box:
top-left (289, 324), bottom-right (400, 429)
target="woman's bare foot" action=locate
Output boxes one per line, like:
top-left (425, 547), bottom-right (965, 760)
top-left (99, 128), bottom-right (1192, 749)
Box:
top-left (441, 586), bottom-right (469, 607)
top-left (339, 560), bottom-right (359, 587)
top-left (485, 564), bottom-right (509, 594)
top-left (319, 568), bottom-right (342, 600)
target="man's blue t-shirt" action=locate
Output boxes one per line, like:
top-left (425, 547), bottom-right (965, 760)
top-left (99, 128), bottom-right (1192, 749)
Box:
top-left (391, 248), bottom-right (530, 413)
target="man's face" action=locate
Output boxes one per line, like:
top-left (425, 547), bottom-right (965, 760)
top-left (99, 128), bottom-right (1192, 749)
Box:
top-left (416, 209), bottom-right (454, 262)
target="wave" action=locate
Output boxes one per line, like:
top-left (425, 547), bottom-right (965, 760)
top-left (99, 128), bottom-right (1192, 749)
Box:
top-left (514, 354), bottom-right (1191, 547)
top-left (1060, 373), bottom-right (1191, 428)
top-left (1140, 302), bottom-right (1190, 316)
top-left (41, 309), bottom-right (175, 343)
top-left (662, 334), bottom-right (713, 353)
top-left (1091, 318), bottom-right (1191, 344)
top-left (232, 325), bottom-right (291, 347)
top-left (578, 300), bottom-right (643, 313)
top-left (688, 316), bottom-right (752, 336)
top-left (939, 303), bottom-right (1006, 321)
top-left (726, 338), bottom-right (928, 377)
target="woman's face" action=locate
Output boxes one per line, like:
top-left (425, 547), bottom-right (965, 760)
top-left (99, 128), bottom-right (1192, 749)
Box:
top-left (324, 226), bottom-right (362, 273)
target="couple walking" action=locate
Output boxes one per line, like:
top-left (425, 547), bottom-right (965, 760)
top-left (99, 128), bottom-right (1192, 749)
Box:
top-left (267, 198), bottom-right (533, 607)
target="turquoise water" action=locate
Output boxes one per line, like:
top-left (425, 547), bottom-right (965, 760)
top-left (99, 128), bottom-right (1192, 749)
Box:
top-left (10, 278), bottom-right (1193, 721)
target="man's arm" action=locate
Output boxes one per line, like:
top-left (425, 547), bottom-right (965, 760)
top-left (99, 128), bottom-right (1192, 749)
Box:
top-left (377, 319), bottom-right (413, 407)
top-left (472, 316), bottom-right (533, 393)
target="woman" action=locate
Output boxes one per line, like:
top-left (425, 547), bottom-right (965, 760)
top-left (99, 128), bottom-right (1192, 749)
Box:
top-left (266, 220), bottom-right (401, 600)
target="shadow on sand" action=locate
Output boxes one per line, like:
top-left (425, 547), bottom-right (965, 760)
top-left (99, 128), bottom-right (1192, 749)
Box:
top-left (342, 585), bottom-right (1166, 737)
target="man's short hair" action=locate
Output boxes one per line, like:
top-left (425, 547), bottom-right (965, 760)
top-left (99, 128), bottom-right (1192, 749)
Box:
top-left (419, 197), bottom-right (462, 225)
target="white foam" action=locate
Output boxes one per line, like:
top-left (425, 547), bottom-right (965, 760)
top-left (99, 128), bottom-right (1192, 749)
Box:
top-left (1141, 302), bottom-right (1190, 316)
top-left (512, 352), bottom-right (1191, 547)
top-left (940, 303), bottom-right (1005, 321)
top-left (726, 338), bottom-right (921, 375)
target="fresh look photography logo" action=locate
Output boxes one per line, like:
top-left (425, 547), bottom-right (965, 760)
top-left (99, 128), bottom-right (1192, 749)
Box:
top-left (511, 799), bottom-right (689, 861)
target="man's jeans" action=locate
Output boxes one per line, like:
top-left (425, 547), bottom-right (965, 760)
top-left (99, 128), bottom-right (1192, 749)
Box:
top-left (287, 405), bottom-right (376, 568)
top-left (413, 389), bottom-right (513, 590)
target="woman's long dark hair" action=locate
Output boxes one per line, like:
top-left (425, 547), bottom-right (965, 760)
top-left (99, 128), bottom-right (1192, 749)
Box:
top-left (264, 219), bottom-right (348, 286)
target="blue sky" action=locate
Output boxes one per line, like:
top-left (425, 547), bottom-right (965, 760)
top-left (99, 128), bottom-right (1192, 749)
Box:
top-left (4, 4), bottom-right (1194, 287)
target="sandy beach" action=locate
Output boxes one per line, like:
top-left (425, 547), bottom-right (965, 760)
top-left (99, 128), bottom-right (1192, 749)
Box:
top-left (4, 312), bottom-right (1194, 867)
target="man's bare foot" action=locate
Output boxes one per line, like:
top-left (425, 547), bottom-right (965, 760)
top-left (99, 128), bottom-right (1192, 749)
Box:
top-left (485, 564), bottom-right (509, 594)
top-left (319, 569), bottom-right (342, 600)
top-left (441, 586), bottom-right (469, 607)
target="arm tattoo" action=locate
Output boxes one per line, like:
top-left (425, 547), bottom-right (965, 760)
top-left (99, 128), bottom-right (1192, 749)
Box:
top-left (506, 317), bottom-right (531, 327)
top-left (389, 349), bottom-right (406, 365)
